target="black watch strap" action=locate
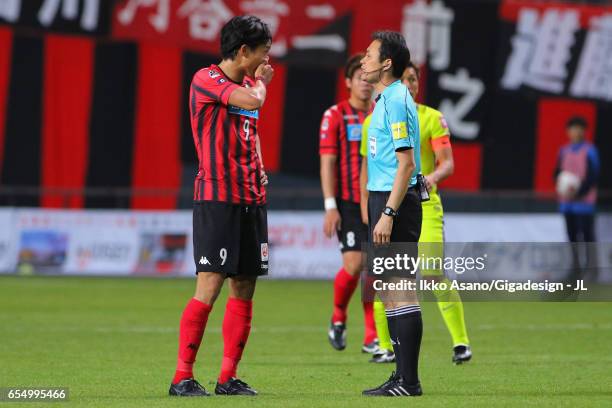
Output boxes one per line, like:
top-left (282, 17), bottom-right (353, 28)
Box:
top-left (382, 206), bottom-right (397, 218)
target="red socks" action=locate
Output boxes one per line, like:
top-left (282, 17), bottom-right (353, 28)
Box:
top-left (362, 301), bottom-right (377, 344)
top-left (332, 268), bottom-right (376, 343)
top-left (332, 267), bottom-right (360, 323)
top-left (218, 297), bottom-right (253, 384)
top-left (173, 298), bottom-right (212, 384)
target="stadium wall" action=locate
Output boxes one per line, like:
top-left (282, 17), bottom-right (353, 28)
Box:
top-left (0, 208), bottom-right (610, 279)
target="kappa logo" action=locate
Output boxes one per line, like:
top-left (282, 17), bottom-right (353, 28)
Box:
top-left (199, 256), bottom-right (211, 265)
top-left (260, 243), bottom-right (269, 262)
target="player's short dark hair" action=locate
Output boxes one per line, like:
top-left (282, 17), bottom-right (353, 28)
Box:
top-left (405, 60), bottom-right (420, 79)
top-left (345, 54), bottom-right (364, 79)
top-left (220, 15), bottom-right (272, 60)
top-left (566, 116), bottom-right (588, 129)
top-left (372, 31), bottom-right (411, 79)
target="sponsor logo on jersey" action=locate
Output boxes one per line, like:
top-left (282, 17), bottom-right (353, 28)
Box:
top-left (346, 124), bottom-right (362, 141)
top-left (209, 69), bottom-right (221, 79)
top-left (369, 136), bottom-right (376, 158)
top-left (228, 105), bottom-right (259, 119)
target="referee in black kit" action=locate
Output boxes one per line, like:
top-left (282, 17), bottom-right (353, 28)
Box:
top-left (359, 31), bottom-right (425, 397)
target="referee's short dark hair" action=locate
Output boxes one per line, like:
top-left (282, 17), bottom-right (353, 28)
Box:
top-left (220, 15), bottom-right (272, 60)
top-left (345, 53), bottom-right (364, 79)
top-left (566, 116), bottom-right (588, 129)
top-left (372, 31), bottom-right (411, 79)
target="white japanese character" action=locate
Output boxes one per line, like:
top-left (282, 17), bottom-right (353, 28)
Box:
top-left (570, 14), bottom-right (612, 102)
top-left (291, 34), bottom-right (345, 52)
top-left (0, 0), bottom-right (21, 23)
top-left (501, 8), bottom-right (579, 94)
top-left (240, 0), bottom-right (289, 57)
top-left (177, 0), bottom-right (233, 42)
top-left (402, 0), bottom-right (454, 71)
top-left (438, 68), bottom-right (484, 140)
top-left (38, 0), bottom-right (100, 31)
top-left (117, 0), bottom-right (170, 33)
top-left (240, 0), bottom-right (288, 36)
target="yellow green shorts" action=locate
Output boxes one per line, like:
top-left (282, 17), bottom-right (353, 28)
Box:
top-left (419, 194), bottom-right (444, 276)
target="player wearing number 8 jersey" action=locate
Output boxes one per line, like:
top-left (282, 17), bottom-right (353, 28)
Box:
top-left (319, 55), bottom-right (378, 354)
top-left (169, 15), bottom-right (273, 398)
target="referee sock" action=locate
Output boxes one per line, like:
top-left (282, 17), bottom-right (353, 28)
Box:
top-left (173, 298), bottom-right (212, 384)
top-left (332, 268), bottom-right (359, 323)
top-left (386, 305), bottom-right (423, 386)
top-left (219, 298), bottom-right (253, 384)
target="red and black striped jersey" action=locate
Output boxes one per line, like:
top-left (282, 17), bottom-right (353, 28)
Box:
top-left (319, 100), bottom-right (372, 203)
top-left (189, 64), bottom-right (265, 205)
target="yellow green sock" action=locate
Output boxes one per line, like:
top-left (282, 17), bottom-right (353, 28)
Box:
top-left (433, 278), bottom-right (469, 346)
top-left (373, 300), bottom-right (392, 352)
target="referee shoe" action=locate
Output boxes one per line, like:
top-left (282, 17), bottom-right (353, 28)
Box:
top-left (363, 372), bottom-right (422, 397)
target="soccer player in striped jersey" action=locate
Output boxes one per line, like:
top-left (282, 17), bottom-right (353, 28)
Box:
top-left (319, 54), bottom-right (377, 353)
top-left (362, 61), bottom-right (472, 365)
top-left (168, 15), bottom-right (273, 397)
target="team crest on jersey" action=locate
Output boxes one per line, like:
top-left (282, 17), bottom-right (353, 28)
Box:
top-left (260, 243), bottom-right (269, 262)
top-left (209, 69), bottom-right (221, 79)
top-left (439, 116), bottom-right (449, 129)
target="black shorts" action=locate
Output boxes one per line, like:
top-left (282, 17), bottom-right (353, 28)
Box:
top-left (337, 200), bottom-right (368, 253)
top-left (193, 201), bottom-right (268, 277)
top-left (367, 189), bottom-right (422, 243)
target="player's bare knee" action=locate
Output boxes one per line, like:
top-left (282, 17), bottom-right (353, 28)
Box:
top-left (228, 276), bottom-right (257, 300)
top-left (194, 272), bottom-right (225, 305)
top-left (342, 251), bottom-right (363, 276)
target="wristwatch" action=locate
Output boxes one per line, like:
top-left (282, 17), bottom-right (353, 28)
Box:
top-left (382, 206), bottom-right (397, 218)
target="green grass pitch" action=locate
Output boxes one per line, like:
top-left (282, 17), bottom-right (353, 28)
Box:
top-left (1, 276), bottom-right (611, 407)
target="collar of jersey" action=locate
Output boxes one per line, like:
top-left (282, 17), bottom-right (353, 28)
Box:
top-left (375, 79), bottom-right (402, 102)
top-left (211, 64), bottom-right (243, 85)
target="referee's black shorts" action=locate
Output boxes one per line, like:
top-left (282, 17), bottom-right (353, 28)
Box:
top-left (367, 188), bottom-right (422, 243)
top-left (192, 201), bottom-right (268, 277)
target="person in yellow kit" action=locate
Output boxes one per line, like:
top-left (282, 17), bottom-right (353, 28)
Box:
top-left (360, 61), bottom-right (472, 364)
